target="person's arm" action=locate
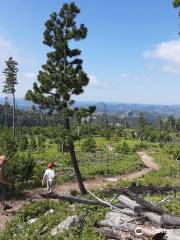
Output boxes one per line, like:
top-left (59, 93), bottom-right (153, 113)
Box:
top-left (42, 171), bottom-right (47, 186)
top-left (53, 170), bottom-right (56, 179)
top-left (0, 168), bottom-right (8, 185)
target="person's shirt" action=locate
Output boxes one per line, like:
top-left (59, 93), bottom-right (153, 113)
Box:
top-left (43, 169), bottom-right (55, 182)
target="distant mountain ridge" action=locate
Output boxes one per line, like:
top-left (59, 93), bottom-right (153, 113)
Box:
top-left (78, 101), bottom-right (180, 117)
top-left (1, 98), bottom-right (180, 117)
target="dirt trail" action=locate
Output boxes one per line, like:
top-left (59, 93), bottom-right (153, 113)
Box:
top-left (0, 151), bottom-right (159, 230)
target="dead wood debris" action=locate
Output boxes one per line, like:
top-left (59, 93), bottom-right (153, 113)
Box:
top-left (40, 189), bottom-right (180, 240)
top-left (95, 190), bottom-right (180, 240)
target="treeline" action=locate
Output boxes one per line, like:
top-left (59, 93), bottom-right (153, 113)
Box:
top-left (1, 102), bottom-right (180, 145)
top-left (0, 103), bottom-right (61, 127)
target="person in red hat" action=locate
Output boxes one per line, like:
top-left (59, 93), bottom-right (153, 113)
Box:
top-left (0, 155), bottom-right (12, 210)
top-left (42, 162), bottom-right (55, 193)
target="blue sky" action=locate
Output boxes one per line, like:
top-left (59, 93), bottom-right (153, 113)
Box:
top-left (0, 0), bottom-right (180, 104)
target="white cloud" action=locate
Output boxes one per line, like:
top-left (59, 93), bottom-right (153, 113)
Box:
top-left (144, 40), bottom-right (180, 63)
top-left (144, 39), bottom-right (180, 75)
top-left (89, 75), bottom-right (108, 88)
top-left (161, 65), bottom-right (180, 75)
top-left (23, 72), bottom-right (36, 79)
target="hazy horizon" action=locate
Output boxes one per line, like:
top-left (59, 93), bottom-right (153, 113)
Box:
top-left (1, 97), bottom-right (180, 107)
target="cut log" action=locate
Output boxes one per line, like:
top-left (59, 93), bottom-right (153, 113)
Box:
top-left (98, 220), bottom-right (138, 232)
top-left (118, 194), bottom-right (180, 227)
top-left (142, 212), bottom-right (161, 226)
top-left (122, 189), bottom-right (165, 215)
top-left (161, 214), bottom-right (180, 228)
top-left (118, 195), bottom-right (145, 213)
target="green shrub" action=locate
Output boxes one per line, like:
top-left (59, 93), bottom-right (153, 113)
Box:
top-left (36, 135), bottom-right (45, 151)
top-left (28, 136), bottom-right (37, 150)
top-left (4, 152), bottom-right (35, 195)
top-left (101, 129), bottom-right (112, 140)
top-left (17, 135), bottom-right (29, 151)
top-left (0, 137), bottom-right (17, 157)
top-left (115, 141), bottom-right (130, 154)
top-left (132, 141), bottom-right (148, 152)
top-left (165, 144), bottom-right (180, 160)
top-left (81, 137), bottom-right (97, 153)
top-left (55, 137), bottom-right (69, 153)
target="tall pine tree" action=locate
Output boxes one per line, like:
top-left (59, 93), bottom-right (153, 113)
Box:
top-left (173, 0), bottom-right (180, 7)
top-left (25, 2), bottom-right (92, 194)
top-left (3, 57), bottom-right (19, 139)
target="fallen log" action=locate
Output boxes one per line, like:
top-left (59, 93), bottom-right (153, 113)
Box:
top-left (161, 214), bottom-right (180, 228)
top-left (98, 220), bottom-right (138, 232)
top-left (118, 194), bottom-right (145, 213)
top-left (40, 193), bottom-right (110, 207)
top-left (122, 189), bottom-right (165, 215)
top-left (40, 192), bottom-right (125, 209)
top-left (142, 212), bottom-right (161, 226)
top-left (103, 210), bottom-right (161, 227)
top-left (118, 193), bottom-right (180, 228)
top-left (118, 194), bottom-right (180, 228)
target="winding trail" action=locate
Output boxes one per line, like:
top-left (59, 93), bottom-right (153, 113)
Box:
top-left (0, 151), bottom-right (159, 231)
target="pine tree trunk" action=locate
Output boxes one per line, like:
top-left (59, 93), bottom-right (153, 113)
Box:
top-left (65, 117), bottom-right (87, 194)
top-left (62, 22), bottom-right (86, 194)
top-left (77, 123), bottom-right (80, 137)
top-left (12, 92), bottom-right (16, 140)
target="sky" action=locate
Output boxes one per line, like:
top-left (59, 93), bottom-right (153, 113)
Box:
top-left (0, 0), bottom-right (180, 105)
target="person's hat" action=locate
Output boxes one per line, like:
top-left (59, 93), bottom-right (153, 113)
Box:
top-left (48, 162), bottom-right (55, 169)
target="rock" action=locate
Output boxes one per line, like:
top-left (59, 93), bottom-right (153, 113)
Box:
top-left (44, 209), bottom-right (55, 216)
top-left (27, 218), bottom-right (38, 224)
top-left (68, 204), bottom-right (76, 213)
top-left (51, 215), bottom-right (79, 236)
top-left (104, 177), bottom-right (118, 183)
